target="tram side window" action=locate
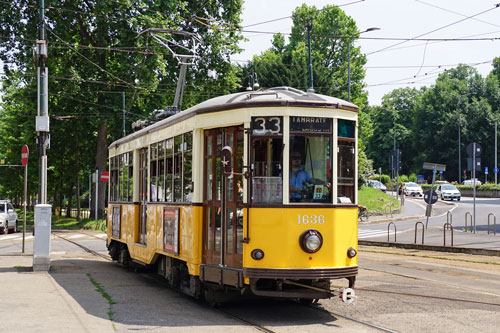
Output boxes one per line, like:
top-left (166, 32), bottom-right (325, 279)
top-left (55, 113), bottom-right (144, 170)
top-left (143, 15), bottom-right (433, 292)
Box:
top-left (150, 143), bottom-right (158, 202)
top-left (110, 152), bottom-right (133, 202)
top-left (251, 138), bottom-right (283, 204)
top-left (149, 132), bottom-right (192, 203)
top-left (183, 132), bottom-right (193, 202)
top-left (337, 119), bottom-right (355, 204)
top-left (165, 138), bottom-right (173, 202)
top-left (289, 117), bottom-right (332, 203)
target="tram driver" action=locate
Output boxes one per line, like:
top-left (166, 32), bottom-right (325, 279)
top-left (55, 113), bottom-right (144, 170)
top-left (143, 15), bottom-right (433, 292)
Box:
top-left (289, 151), bottom-right (329, 202)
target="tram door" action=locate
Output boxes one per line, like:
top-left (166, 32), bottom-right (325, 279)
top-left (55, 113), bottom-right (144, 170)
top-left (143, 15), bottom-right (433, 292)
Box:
top-left (203, 126), bottom-right (244, 268)
top-left (138, 148), bottom-right (148, 244)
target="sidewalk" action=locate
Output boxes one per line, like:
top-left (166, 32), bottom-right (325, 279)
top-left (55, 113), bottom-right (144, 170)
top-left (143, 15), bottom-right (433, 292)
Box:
top-left (0, 251), bottom-right (115, 332)
top-left (359, 197), bottom-right (500, 255)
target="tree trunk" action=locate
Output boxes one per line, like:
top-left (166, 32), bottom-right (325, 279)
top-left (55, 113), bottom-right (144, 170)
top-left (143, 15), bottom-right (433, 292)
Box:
top-left (65, 182), bottom-right (74, 218)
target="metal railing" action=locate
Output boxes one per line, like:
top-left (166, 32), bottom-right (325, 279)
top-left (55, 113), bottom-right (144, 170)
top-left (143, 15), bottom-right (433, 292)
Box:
top-left (464, 212), bottom-right (472, 232)
top-left (488, 213), bottom-right (497, 236)
top-left (384, 202), bottom-right (395, 218)
top-left (443, 223), bottom-right (454, 247)
top-left (414, 221), bottom-right (424, 244)
top-left (446, 211), bottom-right (453, 225)
top-left (387, 222), bottom-right (396, 242)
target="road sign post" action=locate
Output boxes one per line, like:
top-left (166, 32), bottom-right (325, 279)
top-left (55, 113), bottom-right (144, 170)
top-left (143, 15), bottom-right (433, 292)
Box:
top-left (423, 163), bottom-right (446, 229)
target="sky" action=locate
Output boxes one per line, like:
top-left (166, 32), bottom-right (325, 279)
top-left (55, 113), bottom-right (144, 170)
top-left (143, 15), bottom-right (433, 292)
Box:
top-left (234, 0), bottom-right (500, 105)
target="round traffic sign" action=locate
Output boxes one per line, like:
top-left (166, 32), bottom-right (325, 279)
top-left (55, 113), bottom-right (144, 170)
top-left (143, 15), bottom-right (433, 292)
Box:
top-left (424, 190), bottom-right (438, 205)
top-left (100, 171), bottom-right (110, 182)
top-left (21, 145), bottom-right (29, 166)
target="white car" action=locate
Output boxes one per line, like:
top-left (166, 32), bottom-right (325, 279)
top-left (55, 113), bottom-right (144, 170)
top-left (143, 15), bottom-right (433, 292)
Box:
top-left (0, 200), bottom-right (18, 234)
top-left (436, 184), bottom-right (461, 201)
top-left (462, 179), bottom-right (482, 186)
top-left (403, 182), bottom-right (423, 197)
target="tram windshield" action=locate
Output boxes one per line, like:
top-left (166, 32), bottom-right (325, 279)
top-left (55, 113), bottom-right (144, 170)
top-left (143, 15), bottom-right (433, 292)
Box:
top-left (289, 117), bottom-right (332, 203)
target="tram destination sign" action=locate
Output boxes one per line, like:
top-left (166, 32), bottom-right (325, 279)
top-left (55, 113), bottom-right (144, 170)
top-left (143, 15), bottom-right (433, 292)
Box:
top-left (290, 116), bottom-right (332, 134)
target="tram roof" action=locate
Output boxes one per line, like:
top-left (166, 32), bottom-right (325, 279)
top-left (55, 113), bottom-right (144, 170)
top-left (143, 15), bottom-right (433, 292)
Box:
top-left (110, 86), bottom-right (358, 149)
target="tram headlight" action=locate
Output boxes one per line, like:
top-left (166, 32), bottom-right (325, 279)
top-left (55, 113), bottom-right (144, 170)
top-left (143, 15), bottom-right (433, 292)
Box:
top-left (299, 229), bottom-right (323, 253)
top-left (347, 247), bottom-right (357, 258)
top-left (251, 249), bottom-right (264, 260)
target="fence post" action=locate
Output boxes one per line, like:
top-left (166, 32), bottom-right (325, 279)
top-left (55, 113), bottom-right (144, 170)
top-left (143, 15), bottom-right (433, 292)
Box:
top-left (414, 221), bottom-right (424, 244)
top-left (387, 222), bottom-right (397, 242)
top-left (488, 213), bottom-right (496, 235)
top-left (443, 222), bottom-right (453, 247)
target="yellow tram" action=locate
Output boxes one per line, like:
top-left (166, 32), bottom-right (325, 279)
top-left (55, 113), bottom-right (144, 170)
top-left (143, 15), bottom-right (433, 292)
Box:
top-left (107, 87), bottom-right (359, 303)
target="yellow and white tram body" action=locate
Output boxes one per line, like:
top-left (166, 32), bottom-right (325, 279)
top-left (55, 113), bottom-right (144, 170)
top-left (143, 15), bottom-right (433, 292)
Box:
top-left (107, 87), bottom-right (359, 301)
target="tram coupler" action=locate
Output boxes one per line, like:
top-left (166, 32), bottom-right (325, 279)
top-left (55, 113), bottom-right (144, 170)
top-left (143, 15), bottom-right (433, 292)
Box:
top-left (334, 287), bottom-right (356, 304)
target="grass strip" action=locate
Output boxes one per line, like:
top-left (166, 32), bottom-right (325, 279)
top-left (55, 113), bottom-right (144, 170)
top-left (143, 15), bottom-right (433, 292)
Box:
top-left (86, 272), bottom-right (117, 331)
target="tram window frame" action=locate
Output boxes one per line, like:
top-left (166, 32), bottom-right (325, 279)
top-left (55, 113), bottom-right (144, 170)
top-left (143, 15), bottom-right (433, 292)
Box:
top-left (289, 117), bottom-right (333, 204)
top-left (250, 116), bottom-right (284, 204)
top-left (337, 119), bottom-right (356, 204)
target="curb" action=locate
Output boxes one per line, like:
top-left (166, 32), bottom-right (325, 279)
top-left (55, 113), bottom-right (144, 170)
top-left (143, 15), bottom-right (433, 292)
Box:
top-left (359, 240), bottom-right (500, 257)
top-left (359, 215), bottom-right (426, 224)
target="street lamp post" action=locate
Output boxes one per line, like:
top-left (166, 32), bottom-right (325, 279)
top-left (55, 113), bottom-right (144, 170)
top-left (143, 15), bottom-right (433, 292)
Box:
top-left (348, 27), bottom-right (380, 102)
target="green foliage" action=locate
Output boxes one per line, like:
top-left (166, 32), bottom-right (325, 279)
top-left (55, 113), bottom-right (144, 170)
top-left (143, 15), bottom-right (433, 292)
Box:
top-left (358, 186), bottom-right (399, 213)
top-left (0, 1), bottom-right (244, 202)
top-left (380, 174), bottom-right (391, 185)
top-left (409, 173), bottom-right (417, 182)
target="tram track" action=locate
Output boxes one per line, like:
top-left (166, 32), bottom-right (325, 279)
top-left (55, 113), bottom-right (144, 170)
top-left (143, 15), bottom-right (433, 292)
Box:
top-left (54, 231), bottom-right (399, 332)
top-left (360, 265), bottom-right (500, 302)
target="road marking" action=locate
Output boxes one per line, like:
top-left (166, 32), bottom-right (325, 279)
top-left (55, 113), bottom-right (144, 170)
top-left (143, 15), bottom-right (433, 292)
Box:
top-left (358, 229), bottom-right (396, 239)
top-left (67, 234), bottom-right (86, 239)
top-left (95, 233), bottom-right (107, 239)
top-left (0, 234), bottom-right (34, 241)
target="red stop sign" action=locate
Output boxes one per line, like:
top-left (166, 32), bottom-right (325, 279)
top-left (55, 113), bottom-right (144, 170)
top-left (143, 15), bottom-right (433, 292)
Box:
top-left (21, 145), bottom-right (29, 166)
top-left (100, 171), bottom-right (110, 182)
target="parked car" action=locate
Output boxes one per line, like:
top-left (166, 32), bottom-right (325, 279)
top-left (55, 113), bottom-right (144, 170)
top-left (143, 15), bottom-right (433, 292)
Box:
top-left (403, 182), bottom-right (423, 197)
top-left (0, 200), bottom-right (18, 234)
top-left (462, 179), bottom-right (482, 186)
top-left (367, 180), bottom-right (387, 192)
top-left (436, 184), bottom-right (461, 201)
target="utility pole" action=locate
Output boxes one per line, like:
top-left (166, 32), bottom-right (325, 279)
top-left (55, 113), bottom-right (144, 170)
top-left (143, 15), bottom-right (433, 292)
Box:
top-left (122, 92), bottom-right (126, 137)
top-left (306, 22), bottom-right (314, 93)
top-left (36, 0), bottom-right (49, 203)
top-left (496, 121), bottom-right (498, 184)
top-left (33, 0), bottom-right (51, 272)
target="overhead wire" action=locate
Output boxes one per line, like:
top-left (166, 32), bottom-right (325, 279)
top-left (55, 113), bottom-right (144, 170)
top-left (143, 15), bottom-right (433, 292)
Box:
top-left (367, 3), bottom-right (500, 55)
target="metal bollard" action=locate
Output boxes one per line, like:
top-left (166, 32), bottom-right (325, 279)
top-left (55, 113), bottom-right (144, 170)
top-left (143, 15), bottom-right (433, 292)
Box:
top-left (446, 211), bottom-right (453, 225)
top-left (414, 221), bottom-right (424, 244)
top-left (464, 212), bottom-right (472, 233)
top-left (443, 222), bottom-right (453, 247)
top-left (387, 222), bottom-right (396, 242)
top-left (488, 213), bottom-right (496, 235)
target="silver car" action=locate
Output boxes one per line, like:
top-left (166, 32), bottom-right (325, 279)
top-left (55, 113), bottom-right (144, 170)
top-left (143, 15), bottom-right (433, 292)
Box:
top-left (436, 184), bottom-right (461, 201)
top-left (367, 180), bottom-right (387, 192)
top-left (0, 200), bottom-right (18, 234)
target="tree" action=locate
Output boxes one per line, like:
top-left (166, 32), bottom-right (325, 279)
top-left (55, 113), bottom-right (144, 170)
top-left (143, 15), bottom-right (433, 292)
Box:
top-left (243, 4), bottom-right (368, 106)
top-left (0, 1), bottom-right (244, 215)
